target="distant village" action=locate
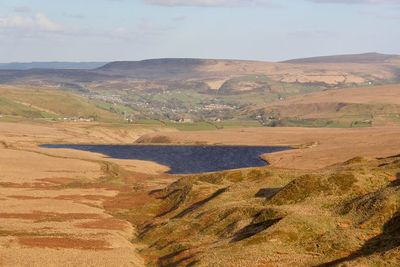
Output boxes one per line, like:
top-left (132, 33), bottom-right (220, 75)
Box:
top-left (89, 92), bottom-right (239, 123)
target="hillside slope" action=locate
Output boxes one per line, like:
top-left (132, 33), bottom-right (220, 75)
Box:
top-left (0, 86), bottom-right (121, 122)
top-left (1, 54), bottom-right (400, 124)
top-left (1, 53), bottom-right (400, 91)
top-left (122, 155), bottom-right (400, 266)
top-left (96, 58), bottom-right (214, 79)
top-left (282, 52), bottom-right (399, 64)
top-left (250, 84), bottom-right (400, 128)
top-left (95, 54), bottom-right (400, 87)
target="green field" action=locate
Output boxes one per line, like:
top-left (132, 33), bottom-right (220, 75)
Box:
top-left (0, 87), bottom-right (122, 122)
top-left (279, 117), bottom-right (372, 128)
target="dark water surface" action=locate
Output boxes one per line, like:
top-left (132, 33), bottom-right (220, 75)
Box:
top-left (41, 144), bottom-right (290, 174)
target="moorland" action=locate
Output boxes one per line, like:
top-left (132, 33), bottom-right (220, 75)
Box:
top-left (0, 53), bottom-right (399, 266)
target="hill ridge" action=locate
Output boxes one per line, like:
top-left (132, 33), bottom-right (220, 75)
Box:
top-left (281, 52), bottom-right (399, 64)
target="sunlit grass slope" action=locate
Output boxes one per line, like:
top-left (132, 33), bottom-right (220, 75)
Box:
top-left (0, 86), bottom-right (121, 122)
top-left (117, 155), bottom-right (400, 266)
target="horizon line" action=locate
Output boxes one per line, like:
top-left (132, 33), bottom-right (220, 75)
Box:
top-left (0, 51), bottom-right (397, 65)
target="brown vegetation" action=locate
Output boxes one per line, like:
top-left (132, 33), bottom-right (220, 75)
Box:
top-left (18, 237), bottom-right (111, 250)
top-left (137, 125), bottom-right (400, 170)
top-left (76, 218), bottom-right (130, 231)
top-left (0, 121), bottom-right (148, 266)
top-left (1, 80), bottom-right (400, 266)
top-left (0, 212), bottom-right (102, 221)
top-left (129, 155), bottom-right (400, 266)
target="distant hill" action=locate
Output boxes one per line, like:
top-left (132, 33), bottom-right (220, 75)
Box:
top-left (282, 52), bottom-right (399, 64)
top-left (95, 54), bottom-right (400, 85)
top-left (250, 84), bottom-right (400, 128)
top-left (1, 53), bottom-right (400, 95)
top-left (98, 58), bottom-right (208, 71)
top-left (0, 62), bottom-right (108, 70)
top-left (1, 54), bottom-right (400, 125)
top-left (96, 58), bottom-right (219, 79)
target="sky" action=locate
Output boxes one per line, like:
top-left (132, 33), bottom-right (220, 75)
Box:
top-left (0, 0), bottom-right (399, 62)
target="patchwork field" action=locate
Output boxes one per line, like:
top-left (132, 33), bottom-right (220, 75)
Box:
top-left (249, 84), bottom-right (400, 128)
top-left (2, 53), bottom-right (400, 124)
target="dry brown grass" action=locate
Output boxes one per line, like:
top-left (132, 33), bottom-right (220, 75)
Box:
top-left (0, 212), bottom-right (103, 221)
top-left (137, 125), bottom-right (400, 170)
top-left (76, 218), bottom-right (130, 231)
top-left (0, 121), bottom-right (151, 267)
top-left (129, 155), bottom-right (400, 267)
top-left (18, 237), bottom-right (111, 250)
top-left (248, 84), bottom-right (400, 125)
top-left (195, 57), bottom-right (400, 86)
top-left (285, 84), bottom-right (400, 105)
top-left (1, 100), bottom-right (399, 266)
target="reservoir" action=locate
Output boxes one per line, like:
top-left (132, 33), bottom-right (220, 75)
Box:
top-left (41, 144), bottom-right (290, 174)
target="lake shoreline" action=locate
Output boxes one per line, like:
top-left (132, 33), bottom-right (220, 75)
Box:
top-left (41, 144), bottom-right (291, 174)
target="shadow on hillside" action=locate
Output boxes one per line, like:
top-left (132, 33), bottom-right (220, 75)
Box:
top-left (156, 185), bottom-right (193, 218)
top-left (173, 187), bottom-right (228, 219)
top-left (156, 189), bottom-right (181, 200)
top-left (393, 172), bottom-right (400, 186)
top-left (386, 172), bottom-right (400, 188)
top-left (231, 218), bottom-right (282, 242)
top-left (157, 248), bottom-right (199, 267)
top-left (255, 188), bottom-right (281, 200)
top-left (138, 223), bottom-right (156, 239)
top-left (317, 210), bottom-right (400, 266)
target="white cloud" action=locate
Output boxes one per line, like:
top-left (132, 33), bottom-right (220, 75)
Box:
top-left (144, 0), bottom-right (277, 7)
top-left (0, 13), bottom-right (63, 33)
top-left (35, 13), bottom-right (63, 32)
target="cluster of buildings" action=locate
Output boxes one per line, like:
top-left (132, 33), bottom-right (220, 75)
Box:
top-left (59, 117), bottom-right (95, 122)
